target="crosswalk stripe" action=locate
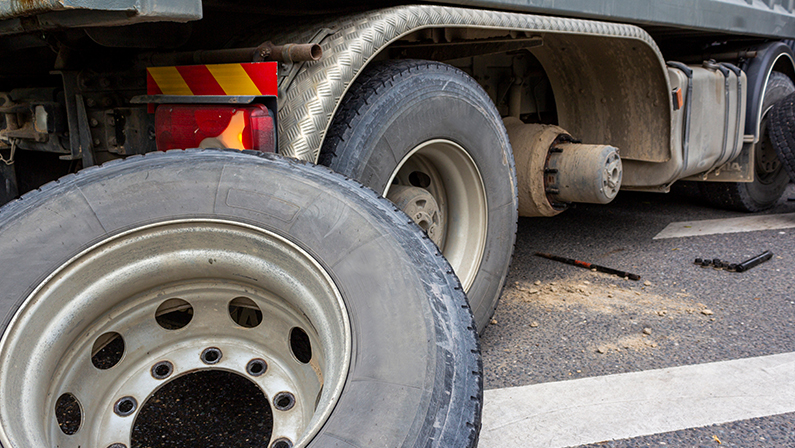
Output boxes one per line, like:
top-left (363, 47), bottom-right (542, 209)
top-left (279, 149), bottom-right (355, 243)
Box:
top-left (653, 213), bottom-right (795, 239)
top-left (480, 352), bottom-right (795, 447)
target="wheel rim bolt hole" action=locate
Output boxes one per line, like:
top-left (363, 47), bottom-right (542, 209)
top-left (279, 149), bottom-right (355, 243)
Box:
top-left (114, 396), bottom-right (138, 417)
top-left (273, 392), bottom-right (295, 411)
top-left (271, 438), bottom-right (293, 448)
top-left (151, 361), bottom-right (174, 380)
top-left (408, 171), bottom-right (431, 188)
top-left (55, 393), bottom-right (82, 435)
top-left (289, 327), bottom-right (312, 364)
top-left (246, 358), bottom-right (268, 377)
top-left (201, 347), bottom-right (222, 365)
top-left (155, 298), bottom-right (194, 330)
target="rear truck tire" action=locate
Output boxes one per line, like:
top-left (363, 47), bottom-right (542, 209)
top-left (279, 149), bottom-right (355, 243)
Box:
top-left (0, 150), bottom-right (481, 448)
top-left (699, 72), bottom-right (794, 212)
top-left (769, 91), bottom-right (795, 182)
top-left (320, 60), bottom-right (519, 333)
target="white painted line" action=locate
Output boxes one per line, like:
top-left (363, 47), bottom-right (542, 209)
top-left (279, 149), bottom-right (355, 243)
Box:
top-left (653, 213), bottom-right (795, 239)
top-left (480, 352), bottom-right (795, 448)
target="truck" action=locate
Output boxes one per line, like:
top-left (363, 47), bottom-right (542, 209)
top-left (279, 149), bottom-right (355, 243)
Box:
top-left (0, 1), bottom-right (794, 447)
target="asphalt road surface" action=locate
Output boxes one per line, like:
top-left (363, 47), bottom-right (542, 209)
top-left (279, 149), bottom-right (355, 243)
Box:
top-left (478, 183), bottom-right (795, 447)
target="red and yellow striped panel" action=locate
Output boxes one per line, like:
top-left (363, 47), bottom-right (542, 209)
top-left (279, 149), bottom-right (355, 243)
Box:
top-left (147, 62), bottom-right (277, 97)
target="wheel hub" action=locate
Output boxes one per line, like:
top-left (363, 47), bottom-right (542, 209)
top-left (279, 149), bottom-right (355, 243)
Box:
top-left (387, 185), bottom-right (445, 247)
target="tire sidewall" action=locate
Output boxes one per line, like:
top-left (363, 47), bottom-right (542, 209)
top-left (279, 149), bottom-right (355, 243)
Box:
top-left (745, 72), bottom-right (794, 206)
top-left (0, 151), bottom-right (480, 448)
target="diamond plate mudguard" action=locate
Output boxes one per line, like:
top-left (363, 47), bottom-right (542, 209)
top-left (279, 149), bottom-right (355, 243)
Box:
top-left (262, 5), bottom-right (668, 163)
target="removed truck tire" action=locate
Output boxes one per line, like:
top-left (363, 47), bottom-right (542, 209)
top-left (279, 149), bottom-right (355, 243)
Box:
top-left (699, 72), bottom-right (794, 212)
top-left (320, 59), bottom-right (518, 333)
top-left (0, 150), bottom-right (481, 448)
top-left (769, 90), bottom-right (795, 182)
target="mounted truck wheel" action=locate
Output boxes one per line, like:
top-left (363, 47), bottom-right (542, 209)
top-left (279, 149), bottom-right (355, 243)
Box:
top-left (0, 150), bottom-right (481, 448)
top-left (320, 60), bottom-right (518, 333)
top-left (769, 90), bottom-right (795, 182)
top-left (699, 72), bottom-right (794, 212)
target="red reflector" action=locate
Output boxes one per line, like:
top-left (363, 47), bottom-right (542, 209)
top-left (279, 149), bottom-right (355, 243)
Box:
top-left (155, 104), bottom-right (275, 152)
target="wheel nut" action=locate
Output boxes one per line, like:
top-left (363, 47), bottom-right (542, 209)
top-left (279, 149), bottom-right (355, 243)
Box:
top-left (200, 347), bottom-right (223, 365)
top-left (113, 396), bottom-right (137, 417)
top-left (246, 358), bottom-right (268, 377)
top-left (151, 361), bottom-right (174, 380)
top-left (273, 392), bottom-right (296, 411)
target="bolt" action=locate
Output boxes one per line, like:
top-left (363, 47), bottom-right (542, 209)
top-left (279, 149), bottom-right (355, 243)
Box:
top-left (108, 137), bottom-right (117, 146)
top-left (86, 98), bottom-right (96, 107)
top-left (93, 138), bottom-right (101, 146)
top-left (100, 78), bottom-right (111, 88)
top-left (89, 118), bottom-right (98, 127)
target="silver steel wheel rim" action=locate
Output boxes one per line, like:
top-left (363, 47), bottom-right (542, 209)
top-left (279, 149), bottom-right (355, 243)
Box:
top-left (0, 219), bottom-right (351, 448)
top-left (385, 139), bottom-right (488, 292)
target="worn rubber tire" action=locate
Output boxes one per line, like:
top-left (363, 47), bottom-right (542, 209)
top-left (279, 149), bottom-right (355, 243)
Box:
top-left (0, 150), bottom-right (481, 448)
top-left (699, 72), bottom-right (794, 212)
top-left (769, 90), bottom-right (795, 181)
top-left (320, 60), bottom-right (518, 333)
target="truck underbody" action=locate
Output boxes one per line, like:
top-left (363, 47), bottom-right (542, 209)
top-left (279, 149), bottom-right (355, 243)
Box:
top-left (1, 1), bottom-right (794, 447)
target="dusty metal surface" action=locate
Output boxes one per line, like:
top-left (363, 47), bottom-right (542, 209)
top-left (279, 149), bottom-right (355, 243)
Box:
top-left (260, 5), bottom-right (670, 163)
top-left (530, 32), bottom-right (671, 163)
top-left (0, 0), bottom-right (201, 30)
top-left (504, 118), bottom-right (566, 217)
top-left (436, 0), bottom-right (795, 39)
top-left (0, 0), bottom-right (201, 19)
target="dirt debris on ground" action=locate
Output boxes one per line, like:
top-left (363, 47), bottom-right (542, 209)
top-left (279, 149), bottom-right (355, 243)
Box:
top-left (506, 275), bottom-right (708, 318)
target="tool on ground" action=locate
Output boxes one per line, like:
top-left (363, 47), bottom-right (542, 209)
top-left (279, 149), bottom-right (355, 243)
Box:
top-left (734, 250), bottom-right (773, 272)
top-left (534, 252), bottom-right (641, 280)
top-left (692, 250), bottom-right (772, 272)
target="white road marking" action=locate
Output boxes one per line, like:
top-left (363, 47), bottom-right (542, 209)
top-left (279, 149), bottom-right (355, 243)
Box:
top-left (653, 213), bottom-right (795, 239)
top-left (480, 352), bottom-right (795, 448)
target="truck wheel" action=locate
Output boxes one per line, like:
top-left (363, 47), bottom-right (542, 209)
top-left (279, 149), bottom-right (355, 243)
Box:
top-left (699, 72), bottom-right (794, 212)
top-left (0, 150), bottom-right (481, 448)
top-left (320, 60), bottom-right (518, 333)
top-left (768, 91), bottom-right (795, 181)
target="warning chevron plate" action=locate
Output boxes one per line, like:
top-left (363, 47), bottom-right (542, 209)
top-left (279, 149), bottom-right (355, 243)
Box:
top-left (147, 62), bottom-right (277, 97)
